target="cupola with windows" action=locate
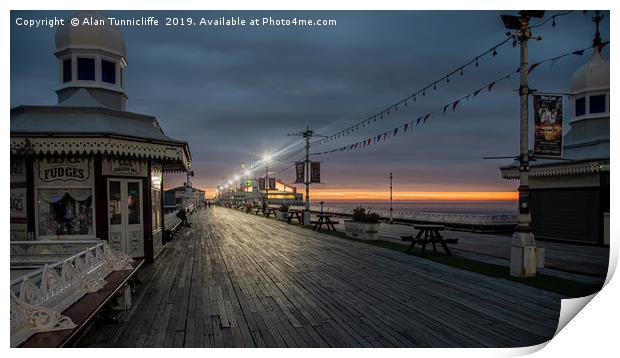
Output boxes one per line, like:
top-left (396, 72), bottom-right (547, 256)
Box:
top-left (564, 11), bottom-right (609, 152)
top-left (54, 11), bottom-right (128, 110)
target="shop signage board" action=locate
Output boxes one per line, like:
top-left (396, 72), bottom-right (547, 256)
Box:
top-left (35, 157), bottom-right (93, 185)
top-left (103, 159), bottom-right (148, 177)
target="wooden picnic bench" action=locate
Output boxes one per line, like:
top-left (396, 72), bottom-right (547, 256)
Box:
top-left (313, 213), bottom-right (337, 232)
top-left (19, 260), bottom-right (144, 348)
top-left (402, 224), bottom-right (457, 256)
top-left (264, 206), bottom-right (278, 218)
top-left (287, 209), bottom-right (304, 224)
top-left (252, 206), bottom-right (265, 215)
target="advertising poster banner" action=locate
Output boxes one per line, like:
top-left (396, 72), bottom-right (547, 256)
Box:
top-left (258, 178), bottom-right (266, 190)
top-left (268, 178), bottom-right (276, 190)
top-left (310, 162), bottom-right (321, 183)
top-left (533, 94), bottom-right (564, 158)
top-left (295, 162), bottom-right (305, 183)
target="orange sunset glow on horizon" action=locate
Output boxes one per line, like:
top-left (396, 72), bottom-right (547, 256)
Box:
top-left (197, 187), bottom-right (517, 201)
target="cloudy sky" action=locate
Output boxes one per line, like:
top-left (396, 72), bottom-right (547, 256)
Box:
top-left (10, 10), bottom-right (610, 199)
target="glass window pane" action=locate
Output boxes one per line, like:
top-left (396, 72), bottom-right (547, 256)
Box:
top-left (590, 95), bottom-right (606, 114)
top-left (102, 60), bottom-right (116, 84)
top-left (77, 58), bottom-right (95, 81)
top-left (152, 189), bottom-right (161, 230)
top-left (109, 181), bottom-right (122, 225)
top-left (127, 182), bottom-right (141, 225)
top-left (575, 97), bottom-right (586, 117)
top-left (38, 189), bottom-right (93, 236)
top-left (63, 59), bottom-right (72, 82)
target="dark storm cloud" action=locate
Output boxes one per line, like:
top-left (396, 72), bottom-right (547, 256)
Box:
top-left (10, 10), bottom-right (610, 193)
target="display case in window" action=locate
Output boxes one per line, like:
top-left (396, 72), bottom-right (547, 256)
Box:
top-left (37, 189), bottom-right (93, 237)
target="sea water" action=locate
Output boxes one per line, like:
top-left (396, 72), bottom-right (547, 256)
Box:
top-left (321, 200), bottom-right (517, 216)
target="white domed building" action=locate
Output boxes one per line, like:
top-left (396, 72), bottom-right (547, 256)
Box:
top-left (10, 12), bottom-right (191, 262)
top-left (500, 43), bottom-right (609, 245)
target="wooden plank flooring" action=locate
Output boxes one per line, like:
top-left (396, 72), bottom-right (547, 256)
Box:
top-left (78, 207), bottom-right (562, 348)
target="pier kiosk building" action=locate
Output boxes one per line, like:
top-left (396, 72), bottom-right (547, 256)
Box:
top-left (10, 11), bottom-right (191, 262)
top-left (501, 46), bottom-right (609, 245)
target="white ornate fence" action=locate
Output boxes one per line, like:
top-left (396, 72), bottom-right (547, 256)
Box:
top-left (10, 240), bottom-right (133, 347)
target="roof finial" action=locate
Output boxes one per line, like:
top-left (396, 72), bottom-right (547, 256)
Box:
top-left (592, 10), bottom-right (603, 50)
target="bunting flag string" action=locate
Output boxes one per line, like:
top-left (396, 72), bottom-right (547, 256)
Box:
top-left (308, 42), bottom-right (607, 158)
top-left (308, 10), bottom-right (583, 149)
top-left (307, 36), bottom-right (515, 148)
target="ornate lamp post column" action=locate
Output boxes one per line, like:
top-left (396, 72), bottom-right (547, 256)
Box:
top-left (502, 11), bottom-right (544, 278)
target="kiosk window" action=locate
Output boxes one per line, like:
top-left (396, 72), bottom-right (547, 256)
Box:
top-left (38, 189), bottom-right (93, 236)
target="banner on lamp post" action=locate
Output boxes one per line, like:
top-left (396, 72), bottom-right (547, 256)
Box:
top-left (533, 94), bottom-right (564, 158)
top-left (310, 162), bottom-right (321, 183)
top-left (295, 162), bottom-right (305, 183)
top-left (268, 178), bottom-right (276, 190)
top-left (258, 178), bottom-right (266, 190)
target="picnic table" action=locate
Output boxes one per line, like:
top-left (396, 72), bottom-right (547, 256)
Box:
top-left (402, 224), bottom-right (456, 256)
top-left (287, 209), bottom-right (304, 224)
top-left (264, 206), bottom-right (278, 218)
top-left (313, 213), bottom-right (337, 232)
top-left (252, 206), bottom-right (264, 215)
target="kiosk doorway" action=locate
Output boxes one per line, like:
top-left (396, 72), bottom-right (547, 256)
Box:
top-left (107, 178), bottom-right (144, 257)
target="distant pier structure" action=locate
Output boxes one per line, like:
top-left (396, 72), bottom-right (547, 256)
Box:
top-left (501, 44), bottom-right (609, 245)
top-left (10, 11), bottom-right (192, 262)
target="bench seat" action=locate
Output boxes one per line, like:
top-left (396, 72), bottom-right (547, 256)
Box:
top-left (19, 260), bottom-right (144, 348)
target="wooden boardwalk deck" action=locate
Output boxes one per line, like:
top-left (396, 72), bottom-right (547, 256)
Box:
top-left (79, 207), bottom-right (562, 348)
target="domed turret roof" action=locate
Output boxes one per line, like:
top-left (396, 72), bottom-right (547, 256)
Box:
top-left (55, 11), bottom-right (126, 58)
top-left (570, 49), bottom-right (609, 94)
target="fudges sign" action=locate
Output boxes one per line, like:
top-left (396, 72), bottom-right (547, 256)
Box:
top-left (36, 158), bottom-right (92, 184)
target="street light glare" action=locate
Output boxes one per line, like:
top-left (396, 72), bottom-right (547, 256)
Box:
top-left (244, 170), bottom-right (251, 176)
top-left (234, 175), bottom-right (240, 181)
top-left (263, 154), bottom-right (272, 162)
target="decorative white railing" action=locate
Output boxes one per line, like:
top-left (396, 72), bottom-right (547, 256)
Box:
top-left (306, 206), bottom-right (516, 226)
top-left (10, 240), bottom-right (133, 347)
top-left (11, 240), bottom-right (109, 267)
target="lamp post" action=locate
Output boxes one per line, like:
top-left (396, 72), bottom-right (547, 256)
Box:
top-left (501, 10), bottom-right (544, 278)
top-left (288, 126), bottom-right (327, 225)
top-left (389, 172), bottom-right (393, 224)
top-left (263, 154), bottom-right (272, 208)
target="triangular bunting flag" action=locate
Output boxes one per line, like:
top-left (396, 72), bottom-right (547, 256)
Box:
top-left (473, 89), bottom-right (482, 96)
top-left (393, 128), bottom-right (399, 136)
top-left (572, 49), bottom-right (584, 56)
top-left (488, 81), bottom-right (496, 92)
top-left (423, 114), bottom-right (430, 123)
top-left (404, 123), bottom-right (409, 132)
top-left (443, 105), bottom-right (448, 114)
top-left (527, 62), bottom-right (541, 75)
top-left (452, 100), bottom-right (460, 111)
